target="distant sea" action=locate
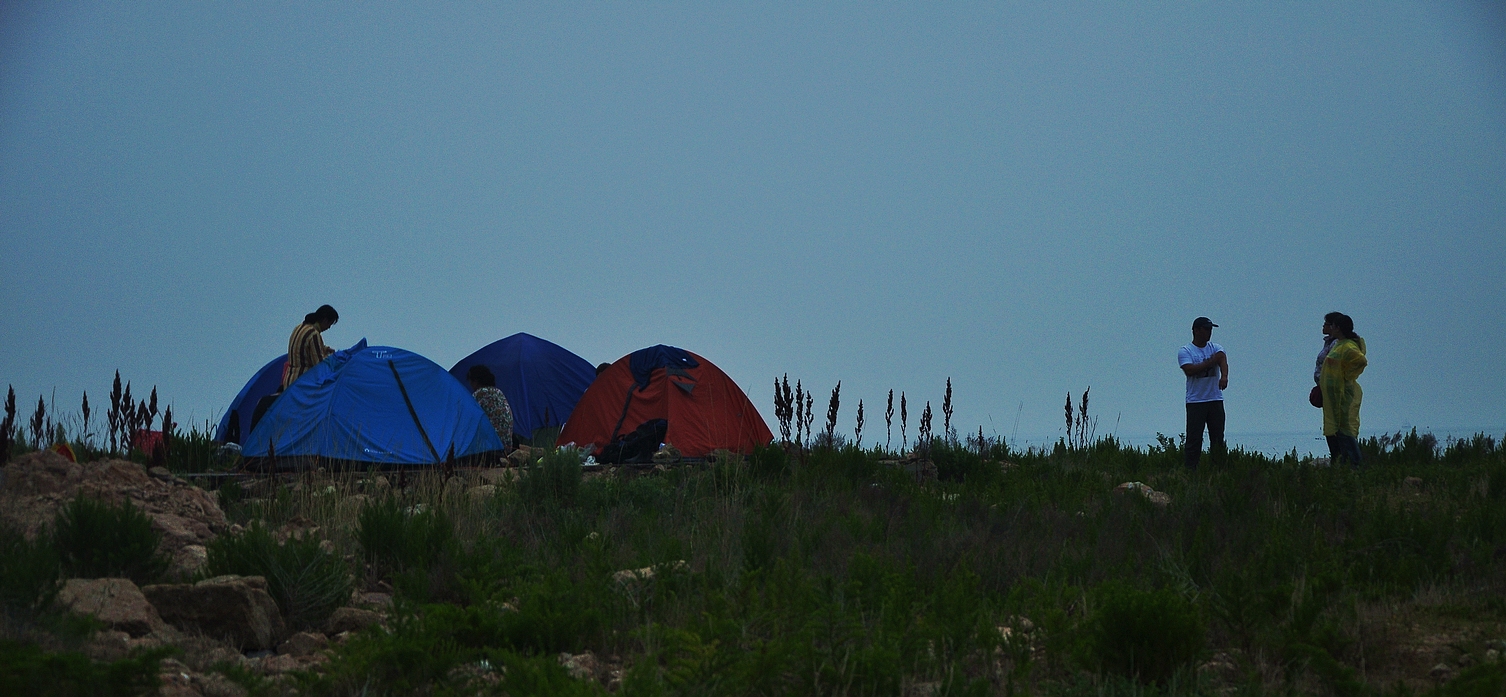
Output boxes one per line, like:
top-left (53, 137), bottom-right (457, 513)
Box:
top-left (1009, 426), bottom-right (1506, 458)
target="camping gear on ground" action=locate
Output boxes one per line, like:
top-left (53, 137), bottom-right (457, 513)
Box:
top-left (216, 354), bottom-right (287, 444)
top-left (557, 345), bottom-right (773, 458)
top-left (242, 339), bottom-right (505, 469)
top-left (597, 418), bottom-right (668, 464)
top-left (448, 332), bottom-right (596, 442)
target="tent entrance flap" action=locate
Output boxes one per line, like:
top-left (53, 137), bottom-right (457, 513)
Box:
top-left (390, 359), bottom-right (442, 465)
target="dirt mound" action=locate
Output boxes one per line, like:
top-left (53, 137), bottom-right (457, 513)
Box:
top-left (0, 450), bottom-right (228, 558)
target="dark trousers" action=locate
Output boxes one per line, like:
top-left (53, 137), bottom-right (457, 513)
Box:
top-left (1185, 400), bottom-right (1225, 469)
top-left (1326, 434), bottom-right (1362, 466)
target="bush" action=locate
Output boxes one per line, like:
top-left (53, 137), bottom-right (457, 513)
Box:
top-left (203, 522), bottom-right (352, 631)
top-left (356, 496), bottom-right (461, 601)
top-left (931, 440), bottom-right (999, 485)
top-left (749, 443), bottom-right (789, 480)
top-left (796, 445), bottom-right (874, 489)
top-left (0, 524), bottom-right (61, 618)
top-left (517, 448), bottom-right (583, 508)
top-left (1086, 582), bottom-right (1204, 684)
top-left (357, 496), bottom-right (455, 580)
top-left (52, 494), bottom-right (168, 585)
top-left (0, 639), bottom-right (173, 696)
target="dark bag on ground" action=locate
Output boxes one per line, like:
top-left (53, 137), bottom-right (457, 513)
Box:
top-left (1309, 386), bottom-right (1323, 408)
top-left (599, 419), bottom-right (668, 464)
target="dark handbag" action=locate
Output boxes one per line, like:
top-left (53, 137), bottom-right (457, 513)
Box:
top-left (1309, 386), bottom-right (1323, 408)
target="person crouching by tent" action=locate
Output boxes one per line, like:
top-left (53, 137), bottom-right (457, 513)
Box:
top-left (283, 305), bottom-right (339, 390)
top-left (467, 365), bottom-right (515, 455)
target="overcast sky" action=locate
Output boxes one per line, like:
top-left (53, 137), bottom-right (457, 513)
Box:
top-left (2, 2), bottom-right (1503, 452)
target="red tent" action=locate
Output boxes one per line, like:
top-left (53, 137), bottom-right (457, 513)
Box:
top-left (558, 345), bottom-right (772, 457)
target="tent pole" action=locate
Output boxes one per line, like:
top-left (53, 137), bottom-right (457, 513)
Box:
top-left (389, 360), bottom-right (443, 466)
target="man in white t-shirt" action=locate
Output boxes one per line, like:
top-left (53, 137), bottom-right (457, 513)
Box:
top-left (1178, 316), bottom-right (1228, 470)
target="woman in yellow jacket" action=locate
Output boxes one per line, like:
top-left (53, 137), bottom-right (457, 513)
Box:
top-left (1319, 312), bottom-right (1367, 465)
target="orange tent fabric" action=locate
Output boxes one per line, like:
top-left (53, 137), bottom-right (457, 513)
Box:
top-left (558, 349), bottom-right (771, 457)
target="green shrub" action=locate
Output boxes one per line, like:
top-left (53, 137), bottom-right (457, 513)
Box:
top-left (517, 448), bottom-right (583, 508)
top-left (356, 496), bottom-right (462, 602)
top-left (53, 494), bottom-right (168, 585)
top-left (749, 443), bottom-right (789, 480)
top-left (306, 588), bottom-right (606, 696)
top-left (1086, 582), bottom-right (1204, 684)
top-left (1435, 660), bottom-right (1506, 697)
top-left (794, 445), bottom-right (875, 490)
top-left (497, 572), bottom-right (605, 654)
top-left (216, 479), bottom-right (245, 509)
top-left (530, 425), bottom-right (562, 450)
top-left (0, 639), bottom-right (173, 696)
top-left (0, 524), bottom-right (61, 617)
top-left (357, 496), bottom-right (455, 581)
top-left (203, 522), bottom-right (352, 631)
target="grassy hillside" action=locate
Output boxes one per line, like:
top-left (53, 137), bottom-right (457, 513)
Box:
top-left (4, 406), bottom-right (1505, 694)
top-left (233, 432), bottom-right (1506, 695)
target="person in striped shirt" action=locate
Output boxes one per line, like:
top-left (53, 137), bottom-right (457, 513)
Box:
top-left (283, 305), bottom-right (339, 389)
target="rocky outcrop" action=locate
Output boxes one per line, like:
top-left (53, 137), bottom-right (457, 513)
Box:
top-left (142, 575), bottom-right (285, 651)
top-left (57, 578), bottom-right (164, 637)
top-left (277, 631), bottom-right (329, 657)
top-left (1114, 481), bottom-right (1171, 506)
top-left (0, 451), bottom-right (228, 564)
top-left (324, 607), bottom-right (383, 635)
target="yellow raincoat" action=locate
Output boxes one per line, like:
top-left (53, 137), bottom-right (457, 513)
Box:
top-left (1320, 337), bottom-right (1367, 437)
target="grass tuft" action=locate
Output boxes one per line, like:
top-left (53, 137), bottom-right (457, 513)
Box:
top-left (53, 494), bottom-right (168, 586)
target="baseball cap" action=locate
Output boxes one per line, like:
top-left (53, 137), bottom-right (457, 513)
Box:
top-left (1192, 317), bottom-right (1218, 329)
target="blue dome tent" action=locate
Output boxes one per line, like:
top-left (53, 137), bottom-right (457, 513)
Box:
top-left (244, 340), bottom-right (505, 468)
top-left (448, 333), bottom-right (596, 442)
top-left (216, 354), bottom-right (286, 444)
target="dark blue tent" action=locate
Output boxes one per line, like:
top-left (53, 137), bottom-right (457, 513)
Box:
top-left (216, 354), bottom-right (286, 444)
top-left (449, 333), bottom-right (596, 441)
top-left (244, 340), bottom-right (504, 465)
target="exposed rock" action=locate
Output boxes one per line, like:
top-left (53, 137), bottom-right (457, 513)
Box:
top-left (550, 651), bottom-right (623, 689)
top-left (170, 544), bottom-right (209, 579)
top-left (1403, 476), bottom-right (1424, 490)
top-left (84, 629), bottom-right (133, 662)
top-left (195, 673), bottom-right (248, 697)
top-left (325, 607), bottom-right (383, 635)
top-left (277, 631), bottom-right (329, 657)
top-left (255, 653), bottom-right (301, 674)
top-left (0, 451), bottom-right (227, 561)
top-left (612, 560), bottom-right (688, 585)
top-left (172, 634), bottom-right (248, 673)
top-left (57, 578), bottom-right (163, 637)
top-left (468, 484), bottom-right (497, 503)
top-left (143, 575), bottom-right (285, 651)
top-left (149, 466), bottom-right (174, 480)
top-left (157, 663), bottom-right (201, 697)
top-left (354, 591), bottom-right (393, 609)
top-left (559, 650), bottom-right (597, 681)
top-left (506, 447), bottom-right (535, 467)
top-left (1487, 648), bottom-right (1501, 663)
top-left (154, 514), bottom-right (215, 551)
top-left (200, 574), bottom-right (267, 591)
top-left (1430, 662), bottom-right (1452, 679)
top-left (1114, 481), bottom-right (1171, 506)
top-left (477, 469), bottom-right (511, 485)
